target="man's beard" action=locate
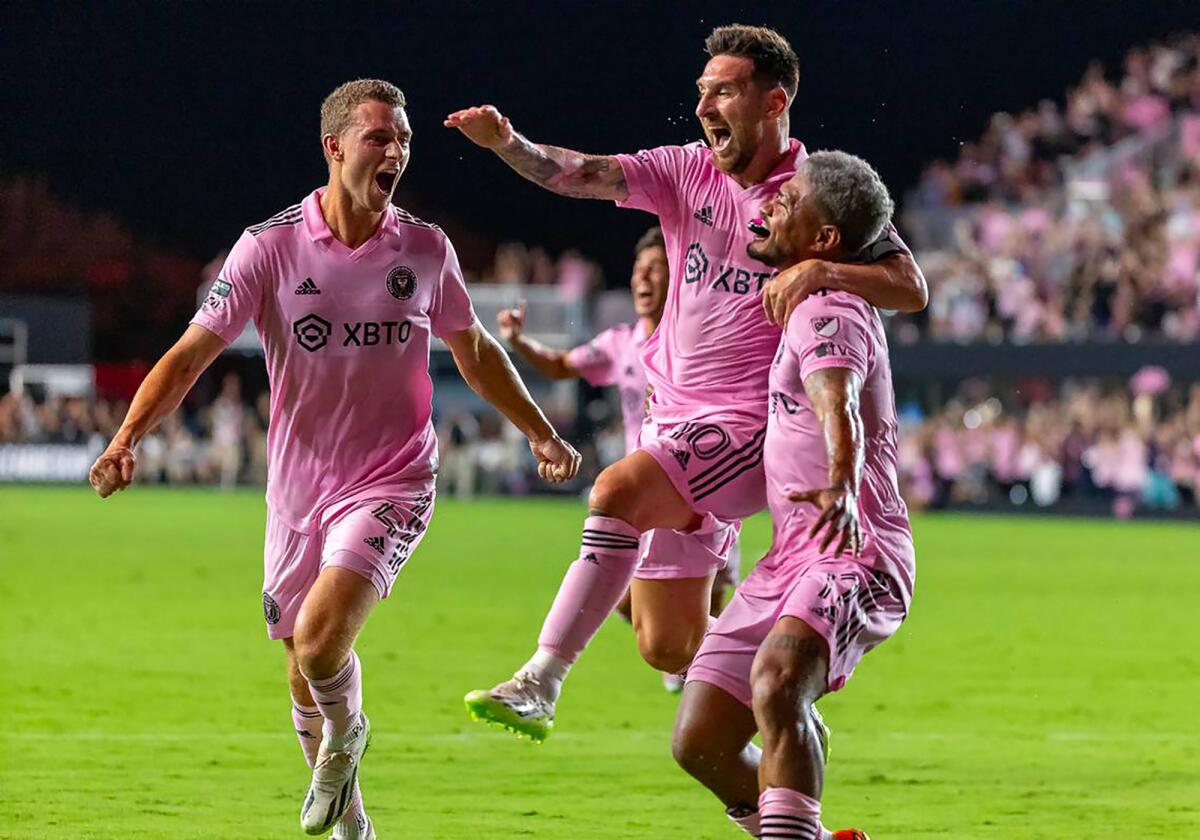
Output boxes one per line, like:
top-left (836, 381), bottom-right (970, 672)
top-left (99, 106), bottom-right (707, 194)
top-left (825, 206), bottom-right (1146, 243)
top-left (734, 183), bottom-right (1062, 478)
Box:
top-left (746, 240), bottom-right (781, 267)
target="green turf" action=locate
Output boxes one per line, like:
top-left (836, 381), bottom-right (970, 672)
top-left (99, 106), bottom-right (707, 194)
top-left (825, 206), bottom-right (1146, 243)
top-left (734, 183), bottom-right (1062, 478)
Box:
top-left (1, 486), bottom-right (1197, 839)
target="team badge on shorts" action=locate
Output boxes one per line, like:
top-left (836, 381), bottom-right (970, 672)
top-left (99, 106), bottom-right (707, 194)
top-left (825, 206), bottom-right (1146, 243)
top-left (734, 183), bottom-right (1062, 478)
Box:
top-left (262, 591), bottom-right (281, 625)
top-left (812, 316), bottom-right (839, 337)
top-left (386, 266), bottom-right (417, 300)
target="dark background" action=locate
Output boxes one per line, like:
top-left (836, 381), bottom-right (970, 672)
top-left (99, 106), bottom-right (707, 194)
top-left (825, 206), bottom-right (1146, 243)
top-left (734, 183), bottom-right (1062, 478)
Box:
top-left (3, 0), bottom-right (1198, 282)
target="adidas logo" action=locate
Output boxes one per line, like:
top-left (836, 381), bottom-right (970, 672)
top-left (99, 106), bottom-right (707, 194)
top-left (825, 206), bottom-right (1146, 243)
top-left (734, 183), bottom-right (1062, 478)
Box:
top-left (671, 448), bottom-right (691, 470)
top-left (294, 278), bottom-right (321, 295)
top-left (693, 206), bottom-right (714, 226)
top-left (363, 536), bottom-right (385, 555)
top-left (583, 552), bottom-right (599, 564)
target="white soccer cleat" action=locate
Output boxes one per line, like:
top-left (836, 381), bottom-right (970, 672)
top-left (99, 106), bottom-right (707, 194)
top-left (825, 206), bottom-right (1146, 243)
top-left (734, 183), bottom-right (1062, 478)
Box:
top-left (332, 809), bottom-right (375, 840)
top-left (300, 713), bottom-right (371, 835)
top-left (464, 673), bottom-right (555, 742)
top-left (661, 671), bottom-right (686, 694)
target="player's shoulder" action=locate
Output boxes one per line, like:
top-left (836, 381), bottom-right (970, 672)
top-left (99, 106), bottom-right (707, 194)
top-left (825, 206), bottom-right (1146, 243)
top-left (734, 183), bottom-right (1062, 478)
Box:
top-left (245, 202), bottom-right (304, 239)
top-left (391, 205), bottom-right (446, 237)
top-left (790, 290), bottom-right (878, 334)
top-left (630, 141), bottom-right (711, 165)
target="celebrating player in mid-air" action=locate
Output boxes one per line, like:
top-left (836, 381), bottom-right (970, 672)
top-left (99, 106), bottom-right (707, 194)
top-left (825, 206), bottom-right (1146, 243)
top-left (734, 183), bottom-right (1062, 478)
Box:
top-left (446, 23), bottom-right (926, 742)
top-left (493, 227), bottom-right (740, 693)
top-left (88, 79), bottom-right (581, 839)
top-left (673, 150), bottom-right (915, 840)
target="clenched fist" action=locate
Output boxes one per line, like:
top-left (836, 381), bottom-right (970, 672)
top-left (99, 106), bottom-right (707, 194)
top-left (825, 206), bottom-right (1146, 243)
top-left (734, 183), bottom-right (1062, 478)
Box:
top-left (89, 444), bottom-right (137, 499)
top-left (529, 435), bottom-right (582, 484)
top-left (496, 301), bottom-right (527, 344)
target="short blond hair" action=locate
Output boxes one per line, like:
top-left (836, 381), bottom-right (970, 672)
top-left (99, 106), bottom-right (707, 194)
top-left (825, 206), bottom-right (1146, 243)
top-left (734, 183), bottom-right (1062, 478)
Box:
top-left (320, 79), bottom-right (406, 141)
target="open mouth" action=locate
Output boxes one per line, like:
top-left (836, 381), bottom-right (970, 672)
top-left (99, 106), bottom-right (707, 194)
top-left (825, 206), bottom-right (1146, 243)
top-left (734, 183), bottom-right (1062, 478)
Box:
top-left (707, 126), bottom-right (732, 154)
top-left (634, 287), bottom-right (655, 305)
top-left (375, 170), bottom-right (398, 194)
top-left (747, 217), bottom-right (770, 238)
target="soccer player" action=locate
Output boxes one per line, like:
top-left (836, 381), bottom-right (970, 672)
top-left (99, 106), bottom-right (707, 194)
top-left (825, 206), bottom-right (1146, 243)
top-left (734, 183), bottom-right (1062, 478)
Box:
top-left (672, 151), bottom-right (914, 840)
top-left (493, 227), bottom-right (740, 693)
top-left (446, 24), bottom-right (926, 740)
top-left (88, 79), bottom-right (581, 839)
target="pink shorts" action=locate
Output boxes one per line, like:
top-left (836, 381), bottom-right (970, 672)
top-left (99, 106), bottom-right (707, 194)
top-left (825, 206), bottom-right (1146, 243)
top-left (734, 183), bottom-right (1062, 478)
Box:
top-left (687, 552), bottom-right (907, 706)
top-left (260, 492), bottom-right (435, 640)
top-left (635, 524), bottom-right (739, 581)
top-left (640, 413), bottom-right (767, 524)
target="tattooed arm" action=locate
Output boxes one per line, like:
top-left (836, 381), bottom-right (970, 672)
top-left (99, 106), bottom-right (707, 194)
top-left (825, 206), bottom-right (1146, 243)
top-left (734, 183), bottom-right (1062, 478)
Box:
top-left (787, 367), bottom-right (865, 556)
top-left (445, 105), bottom-right (629, 201)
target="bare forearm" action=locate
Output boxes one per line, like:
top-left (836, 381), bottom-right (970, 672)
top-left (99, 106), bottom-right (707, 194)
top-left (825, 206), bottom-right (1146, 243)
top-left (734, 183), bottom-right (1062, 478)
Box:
top-left (456, 332), bottom-right (555, 442)
top-left (494, 132), bottom-right (627, 201)
top-left (508, 334), bottom-right (576, 380)
top-left (821, 403), bottom-right (864, 493)
top-left (113, 352), bottom-right (207, 448)
top-left (826, 254), bottom-right (928, 313)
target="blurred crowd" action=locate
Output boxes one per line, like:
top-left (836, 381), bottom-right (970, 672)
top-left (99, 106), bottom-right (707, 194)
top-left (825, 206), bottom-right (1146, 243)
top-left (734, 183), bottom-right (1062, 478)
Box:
top-left (4, 370), bottom-right (1198, 518)
top-left (895, 374), bottom-right (1200, 516)
top-left (899, 34), bottom-right (1200, 342)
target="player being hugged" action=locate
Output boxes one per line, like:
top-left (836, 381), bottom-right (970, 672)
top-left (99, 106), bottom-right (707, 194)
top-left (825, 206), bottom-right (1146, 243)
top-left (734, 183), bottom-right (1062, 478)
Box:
top-left (446, 24), bottom-right (925, 743)
top-left (496, 227), bottom-right (742, 694)
top-left (672, 151), bottom-right (915, 839)
top-left (88, 79), bottom-right (580, 840)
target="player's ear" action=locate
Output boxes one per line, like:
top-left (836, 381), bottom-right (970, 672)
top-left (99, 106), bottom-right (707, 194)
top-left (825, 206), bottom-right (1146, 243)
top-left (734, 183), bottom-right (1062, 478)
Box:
top-left (764, 86), bottom-right (789, 121)
top-left (322, 132), bottom-right (343, 163)
top-left (813, 224), bottom-right (841, 254)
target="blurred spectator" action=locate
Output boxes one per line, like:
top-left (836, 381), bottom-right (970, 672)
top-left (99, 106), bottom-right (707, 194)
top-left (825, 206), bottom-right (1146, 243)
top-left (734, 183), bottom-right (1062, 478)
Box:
top-left (899, 33), bottom-right (1200, 343)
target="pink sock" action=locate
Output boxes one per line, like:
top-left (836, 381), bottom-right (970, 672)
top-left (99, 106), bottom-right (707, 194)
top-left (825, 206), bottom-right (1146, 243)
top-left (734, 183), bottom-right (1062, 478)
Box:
top-left (727, 804), bottom-right (762, 836)
top-left (291, 702), bottom-right (323, 768)
top-left (759, 787), bottom-right (831, 840)
top-left (305, 650), bottom-right (363, 739)
top-left (536, 515), bottom-right (641, 664)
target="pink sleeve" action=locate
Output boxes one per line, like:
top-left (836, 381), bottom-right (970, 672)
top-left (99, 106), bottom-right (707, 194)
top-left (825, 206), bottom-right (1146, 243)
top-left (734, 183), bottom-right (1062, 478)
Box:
top-left (565, 327), bottom-right (620, 386)
top-left (190, 230), bottom-right (265, 344)
top-left (614, 145), bottom-right (688, 223)
top-left (790, 292), bottom-right (874, 383)
top-left (429, 236), bottom-right (478, 337)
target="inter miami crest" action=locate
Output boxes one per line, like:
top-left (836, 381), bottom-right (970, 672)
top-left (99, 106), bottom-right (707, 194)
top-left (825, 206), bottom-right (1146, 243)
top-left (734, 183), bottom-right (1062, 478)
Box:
top-left (386, 266), bottom-right (417, 300)
top-left (262, 592), bottom-right (281, 625)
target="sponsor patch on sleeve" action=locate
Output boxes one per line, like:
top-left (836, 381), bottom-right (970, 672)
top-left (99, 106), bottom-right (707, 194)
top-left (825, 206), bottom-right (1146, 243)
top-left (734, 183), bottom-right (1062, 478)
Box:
top-left (212, 279), bottom-right (233, 297)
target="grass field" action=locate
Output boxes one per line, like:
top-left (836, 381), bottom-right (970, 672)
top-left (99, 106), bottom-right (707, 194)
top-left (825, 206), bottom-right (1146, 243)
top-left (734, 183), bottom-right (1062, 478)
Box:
top-left (1, 486), bottom-right (1198, 839)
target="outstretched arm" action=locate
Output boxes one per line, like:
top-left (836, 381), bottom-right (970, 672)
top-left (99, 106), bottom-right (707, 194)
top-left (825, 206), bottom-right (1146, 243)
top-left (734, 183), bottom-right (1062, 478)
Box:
top-left (89, 324), bottom-right (227, 497)
top-left (787, 367), bottom-right (865, 556)
top-left (497, 302), bottom-right (580, 380)
top-left (445, 105), bottom-right (628, 201)
top-left (443, 320), bottom-right (582, 483)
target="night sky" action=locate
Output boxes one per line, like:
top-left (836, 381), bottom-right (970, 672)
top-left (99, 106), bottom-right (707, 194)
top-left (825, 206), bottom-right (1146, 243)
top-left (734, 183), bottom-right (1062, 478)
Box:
top-left (3, 0), bottom-right (1197, 282)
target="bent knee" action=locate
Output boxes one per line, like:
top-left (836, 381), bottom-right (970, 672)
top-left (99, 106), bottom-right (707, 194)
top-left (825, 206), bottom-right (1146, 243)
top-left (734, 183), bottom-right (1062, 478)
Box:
top-left (292, 620), bottom-right (345, 679)
top-left (670, 719), bottom-right (709, 775)
top-left (588, 466), bottom-right (639, 517)
top-left (749, 661), bottom-right (807, 718)
top-left (637, 626), bottom-right (703, 675)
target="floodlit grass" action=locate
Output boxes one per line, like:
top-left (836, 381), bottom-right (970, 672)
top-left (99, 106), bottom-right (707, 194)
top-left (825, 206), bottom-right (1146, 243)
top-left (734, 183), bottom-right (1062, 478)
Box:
top-left (1, 486), bottom-right (1197, 838)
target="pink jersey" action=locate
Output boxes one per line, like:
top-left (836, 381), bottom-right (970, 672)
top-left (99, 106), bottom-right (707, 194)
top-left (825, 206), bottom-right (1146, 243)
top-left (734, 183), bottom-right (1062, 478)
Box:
top-left (616, 141), bottom-right (807, 424)
top-left (762, 291), bottom-right (915, 605)
top-left (190, 189), bottom-right (476, 533)
top-left (565, 320), bottom-right (650, 454)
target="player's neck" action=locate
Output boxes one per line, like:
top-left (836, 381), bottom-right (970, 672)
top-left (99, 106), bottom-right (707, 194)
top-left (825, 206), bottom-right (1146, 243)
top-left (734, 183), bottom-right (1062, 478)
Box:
top-left (731, 124), bottom-right (790, 188)
top-left (640, 314), bottom-right (661, 335)
top-left (320, 183), bottom-right (384, 249)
